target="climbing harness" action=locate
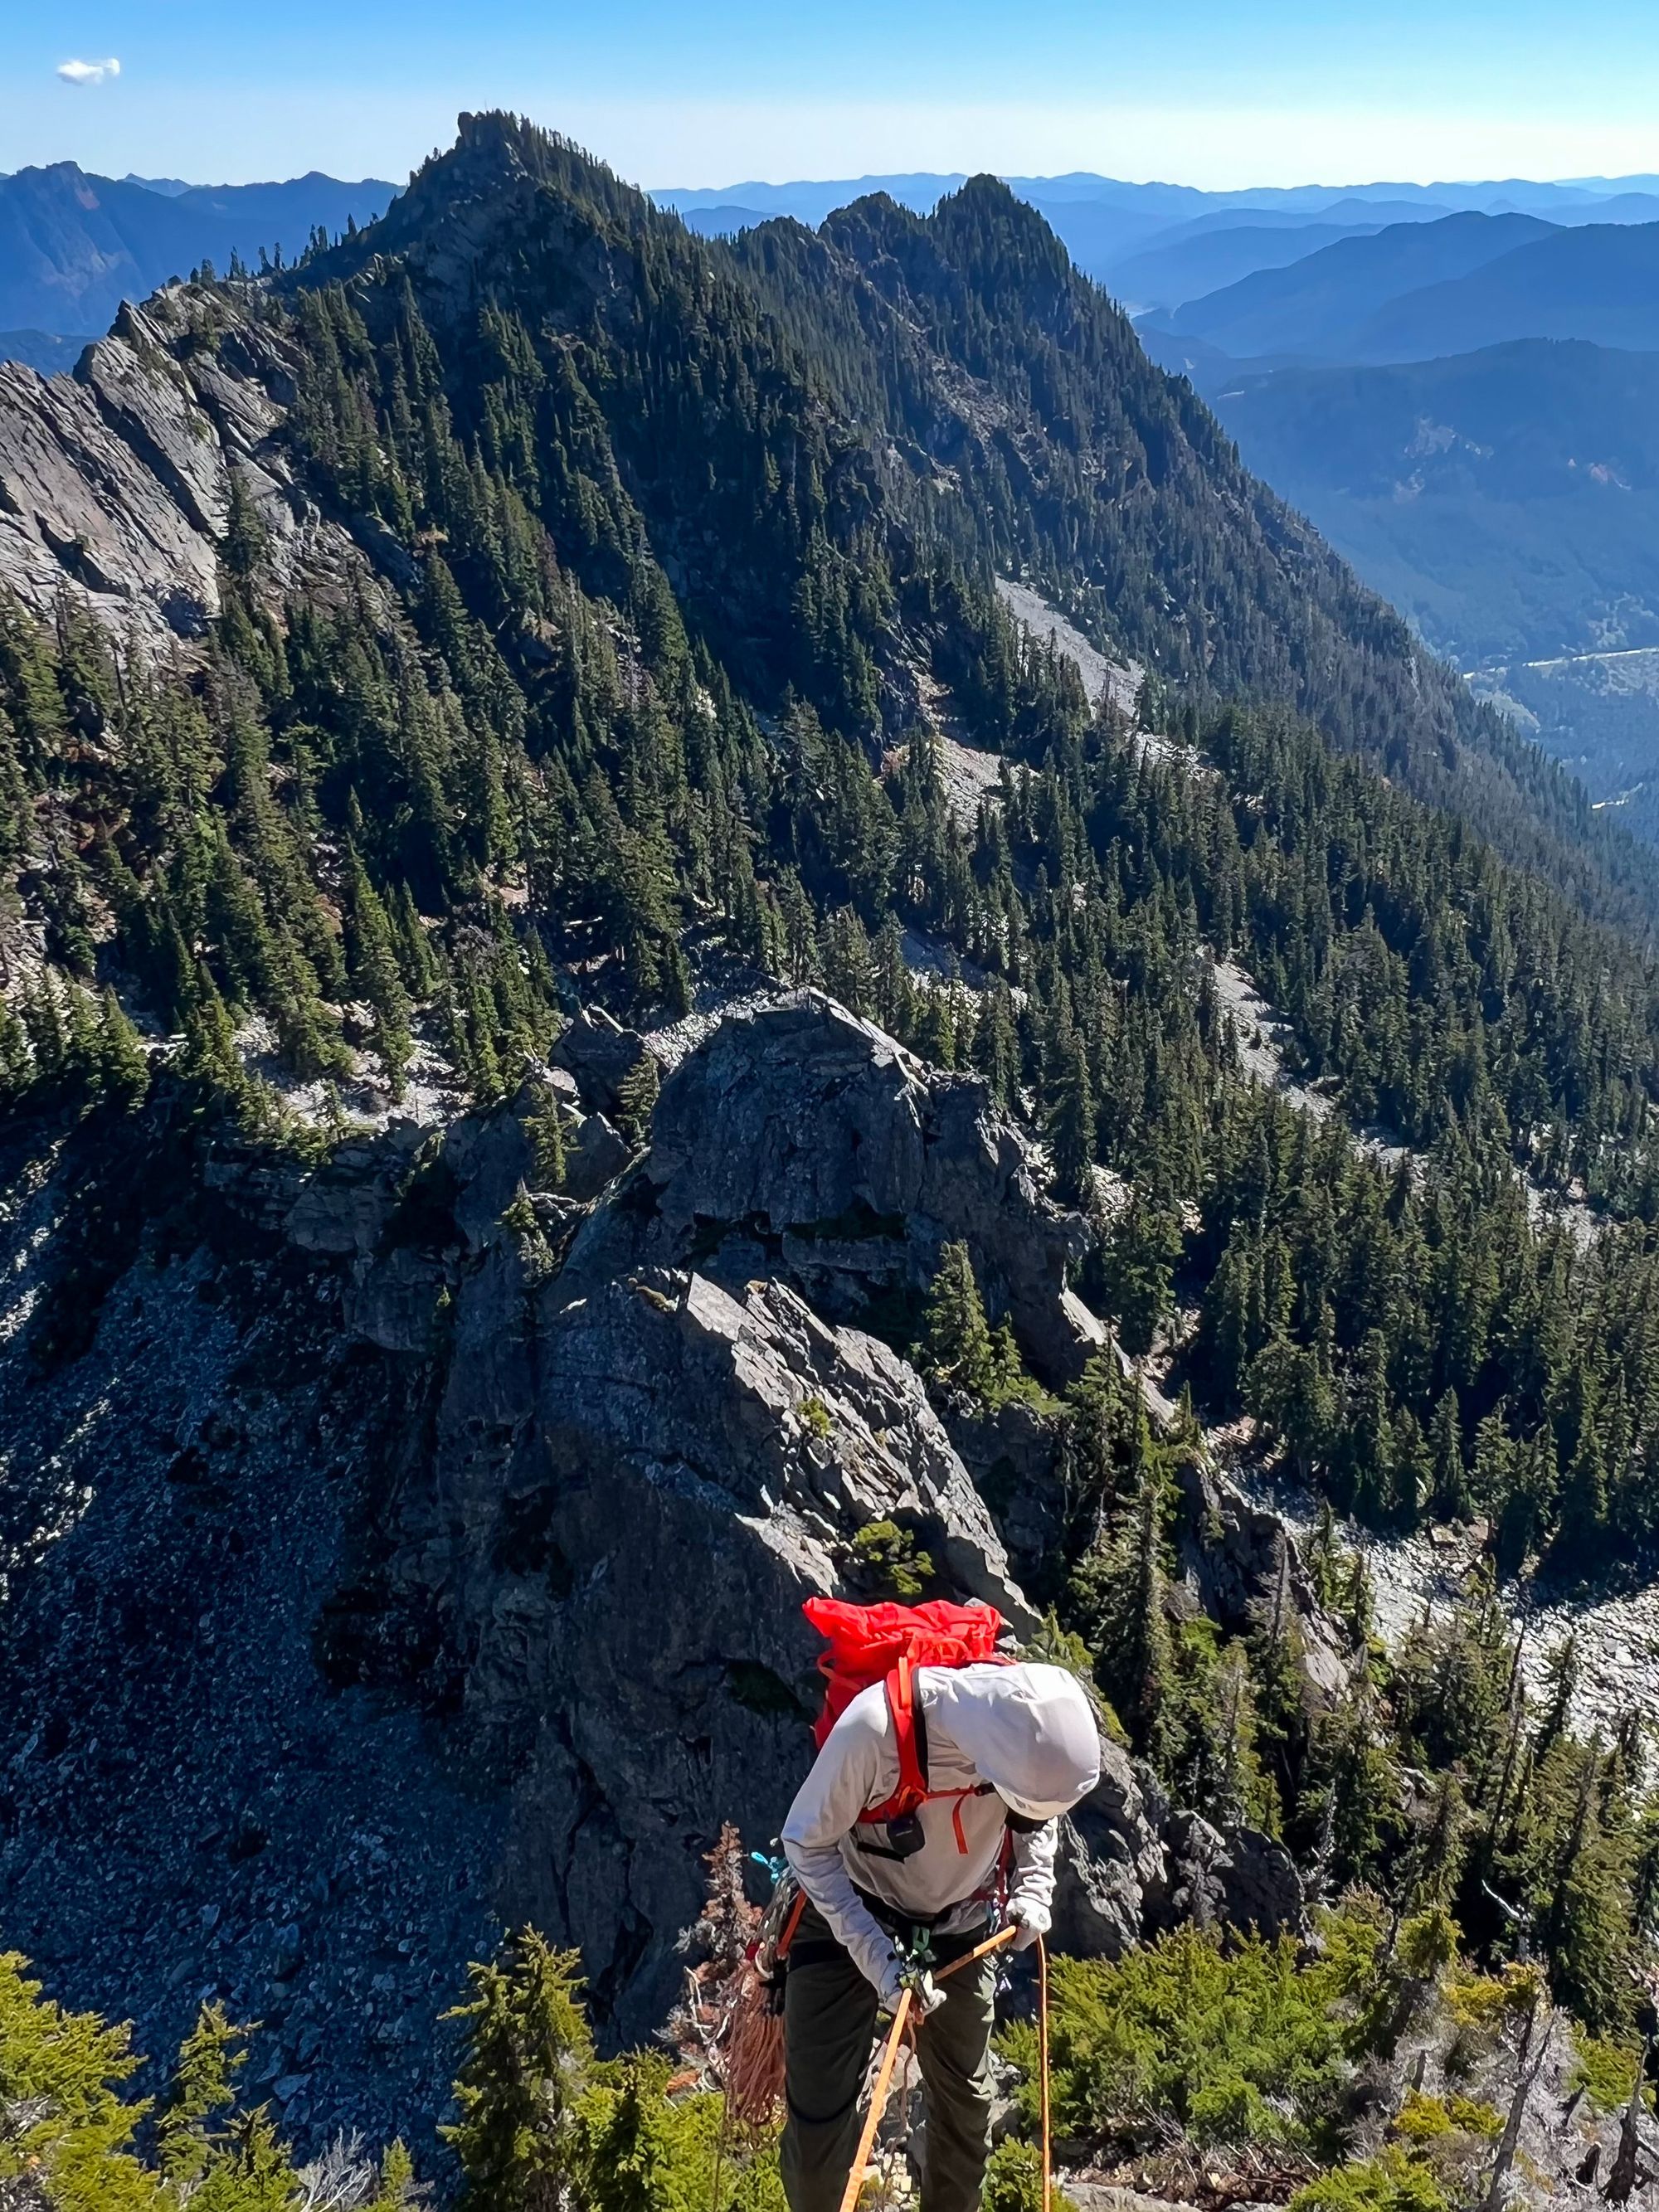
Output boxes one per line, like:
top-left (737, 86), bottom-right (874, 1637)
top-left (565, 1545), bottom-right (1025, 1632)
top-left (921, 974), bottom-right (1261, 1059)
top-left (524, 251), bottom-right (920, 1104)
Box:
top-left (834, 1921), bottom-right (1037, 2212)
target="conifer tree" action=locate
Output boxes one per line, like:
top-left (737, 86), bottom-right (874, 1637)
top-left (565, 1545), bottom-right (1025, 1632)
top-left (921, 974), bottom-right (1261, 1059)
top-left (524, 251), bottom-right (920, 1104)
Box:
top-left (343, 842), bottom-right (413, 1096)
top-left (614, 1053), bottom-right (660, 1149)
top-left (0, 996), bottom-right (32, 1101)
top-left (1069, 1437), bottom-right (1174, 1768)
top-left (1048, 1021), bottom-right (1096, 1206)
top-left (920, 1241), bottom-right (998, 1400)
top-left (0, 1948), bottom-right (158, 2210)
top-left (527, 1088), bottom-right (569, 1188)
top-left (442, 1930), bottom-right (595, 2212)
top-left (156, 2004), bottom-right (249, 2190)
top-left (97, 987), bottom-right (149, 1107)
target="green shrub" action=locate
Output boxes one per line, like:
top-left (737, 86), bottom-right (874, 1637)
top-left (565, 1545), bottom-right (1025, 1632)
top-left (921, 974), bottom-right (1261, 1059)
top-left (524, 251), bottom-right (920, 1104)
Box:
top-left (1002, 1915), bottom-right (1382, 2157)
top-left (445, 1928), bottom-right (781, 2212)
top-left (1569, 2027), bottom-right (1652, 2115)
top-left (981, 2138), bottom-right (1078, 2212)
top-left (577, 2054), bottom-right (783, 2212)
top-left (844, 1519), bottom-right (934, 1600)
top-left (0, 1949), bottom-right (160, 2210)
top-left (0, 1953), bottom-right (342, 2211)
top-left (1292, 2148), bottom-right (1449, 2212)
top-left (1394, 2090), bottom-right (1501, 2144)
top-left (799, 1394), bottom-right (832, 1441)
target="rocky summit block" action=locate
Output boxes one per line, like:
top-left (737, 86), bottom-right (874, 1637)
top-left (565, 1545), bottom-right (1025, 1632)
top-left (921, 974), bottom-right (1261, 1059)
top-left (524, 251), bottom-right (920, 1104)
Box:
top-left (564, 991), bottom-right (1109, 1388)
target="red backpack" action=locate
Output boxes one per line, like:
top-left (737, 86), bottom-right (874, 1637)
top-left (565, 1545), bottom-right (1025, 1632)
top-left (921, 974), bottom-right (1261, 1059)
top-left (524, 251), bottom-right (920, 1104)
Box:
top-left (804, 1597), bottom-right (1007, 1845)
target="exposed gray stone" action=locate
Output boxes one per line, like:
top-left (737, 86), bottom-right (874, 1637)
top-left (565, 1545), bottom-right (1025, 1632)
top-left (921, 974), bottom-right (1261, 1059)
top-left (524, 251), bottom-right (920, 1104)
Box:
top-left (563, 1110), bottom-right (631, 1201)
top-left (1175, 1455), bottom-right (1350, 1704)
top-left (442, 1096), bottom-right (537, 1252)
top-left (552, 1008), bottom-right (653, 1120)
top-left (283, 1124), bottom-right (423, 1257)
top-left (345, 1242), bottom-right (449, 1354)
top-left (0, 991), bottom-right (1328, 2163)
top-left (946, 1397), bottom-right (1068, 1589)
top-left (0, 289), bottom-right (376, 655)
top-left (1051, 1741), bottom-right (1167, 1959)
top-left (1153, 1811), bottom-right (1304, 1940)
top-left (566, 992), bottom-right (1108, 1387)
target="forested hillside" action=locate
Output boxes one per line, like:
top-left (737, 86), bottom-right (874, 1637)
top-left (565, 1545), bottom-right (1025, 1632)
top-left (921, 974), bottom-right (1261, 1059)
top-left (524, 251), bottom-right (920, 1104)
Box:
top-left (5, 109), bottom-right (1659, 1553)
top-left (6, 108), bottom-right (1659, 2195)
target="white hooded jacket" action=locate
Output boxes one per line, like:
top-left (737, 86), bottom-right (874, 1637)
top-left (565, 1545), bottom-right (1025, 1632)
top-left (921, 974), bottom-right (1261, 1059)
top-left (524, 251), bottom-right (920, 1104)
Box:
top-left (781, 1660), bottom-right (1102, 1992)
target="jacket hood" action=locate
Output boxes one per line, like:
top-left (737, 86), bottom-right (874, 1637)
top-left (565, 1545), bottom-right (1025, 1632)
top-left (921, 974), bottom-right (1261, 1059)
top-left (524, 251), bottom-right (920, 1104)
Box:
top-left (925, 1661), bottom-right (1102, 1820)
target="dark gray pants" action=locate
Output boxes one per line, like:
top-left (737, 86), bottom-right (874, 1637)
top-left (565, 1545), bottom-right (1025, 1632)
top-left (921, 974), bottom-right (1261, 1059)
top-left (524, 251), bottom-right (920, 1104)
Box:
top-left (780, 1901), bottom-right (998, 2212)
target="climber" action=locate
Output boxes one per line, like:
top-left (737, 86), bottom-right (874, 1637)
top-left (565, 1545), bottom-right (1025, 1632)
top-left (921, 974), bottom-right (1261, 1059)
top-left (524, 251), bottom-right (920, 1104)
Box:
top-left (778, 1657), bottom-right (1102, 2212)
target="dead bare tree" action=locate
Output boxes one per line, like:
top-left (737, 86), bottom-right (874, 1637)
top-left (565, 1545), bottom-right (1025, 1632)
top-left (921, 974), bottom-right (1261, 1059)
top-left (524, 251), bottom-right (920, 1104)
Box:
top-left (1603, 2033), bottom-right (1655, 2205)
top-left (1481, 1996), bottom-right (1554, 2212)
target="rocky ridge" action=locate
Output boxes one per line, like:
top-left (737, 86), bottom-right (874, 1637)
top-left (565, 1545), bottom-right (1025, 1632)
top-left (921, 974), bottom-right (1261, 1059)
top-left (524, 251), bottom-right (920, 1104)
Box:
top-left (0, 287), bottom-right (367, 650)
top-left (0, 991), bottom-right (1326, 2160)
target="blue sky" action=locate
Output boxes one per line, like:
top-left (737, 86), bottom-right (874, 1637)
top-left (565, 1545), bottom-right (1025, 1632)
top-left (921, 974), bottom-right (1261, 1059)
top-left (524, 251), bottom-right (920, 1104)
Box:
top-left (18, 0), bottom-right (1659, 190)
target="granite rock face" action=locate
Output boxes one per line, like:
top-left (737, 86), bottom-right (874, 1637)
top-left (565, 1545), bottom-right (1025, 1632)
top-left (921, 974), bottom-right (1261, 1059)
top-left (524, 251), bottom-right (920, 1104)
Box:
top-left (567, 992), bottom-right (1108, 1387)
top-left (1175, 1456), bottom-right (1351, 1704)
top-left (0, 290), bottom-right (369, 652)
top-left (946, 1396), bottom-right (1070, 1596)
top-left (1049, 1742), bottom-right (1168, 1959)
top-left (0, 994), bottom-right (1333, 2162)
top-left (551, 1007), bottom-right (653, 1121)
top-left (1154, 1811), bottom-right (1305, 1941)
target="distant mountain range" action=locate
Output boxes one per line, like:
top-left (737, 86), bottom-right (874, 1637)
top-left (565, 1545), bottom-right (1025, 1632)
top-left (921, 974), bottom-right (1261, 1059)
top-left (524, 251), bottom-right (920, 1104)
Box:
top-left (1349, 221), bottom-right (1659, 358)
top-left (1155, 210), bottom-right (1561, 357)
top-left (653, 165), bottom-right (1659, 848)
top-left (653, 168), bottom-right (1659, 288)
top-left (1103, 203), bottom-right (1446, 315)
top-left (0, 166), bottom-right (397, 362)
top-left (1204, 326), bottom-right (1659, 843)
top-left (1212, 338), bottom-right (1659, 664)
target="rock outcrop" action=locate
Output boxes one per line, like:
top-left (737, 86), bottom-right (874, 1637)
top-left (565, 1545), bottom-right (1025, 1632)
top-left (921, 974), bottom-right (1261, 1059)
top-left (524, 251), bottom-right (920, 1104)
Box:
top-left (1175, 1456), bottom-right (1350, 1704)
top-left (566, 993), bottom-right (1109, 1387)
top-left (1154, 1811), bottom-right (1305, 1940)
top-left (0, 994), bottom-right (1120, 2158)
top-left (1050, 1743), bottom-right (1167, 1958)
top-left (0, 289), bottom-right (369, 650)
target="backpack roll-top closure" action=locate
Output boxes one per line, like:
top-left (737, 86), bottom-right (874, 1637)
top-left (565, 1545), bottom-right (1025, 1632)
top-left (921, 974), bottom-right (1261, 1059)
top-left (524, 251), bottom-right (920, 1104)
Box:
top-left (801, 1596), bottom-right (1011, 1859)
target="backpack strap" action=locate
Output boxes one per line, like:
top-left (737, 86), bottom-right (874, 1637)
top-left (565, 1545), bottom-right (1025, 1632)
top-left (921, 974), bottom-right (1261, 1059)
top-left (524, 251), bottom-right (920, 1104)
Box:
top-left (859, 1653), bottom-right (931, 1826)
top-left (858, 1655), bottom-right (997, 1854)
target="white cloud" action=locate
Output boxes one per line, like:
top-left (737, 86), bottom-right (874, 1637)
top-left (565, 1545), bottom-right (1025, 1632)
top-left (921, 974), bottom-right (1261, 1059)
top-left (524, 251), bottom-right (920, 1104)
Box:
top-left (57, 58), bottom-right (121, 88)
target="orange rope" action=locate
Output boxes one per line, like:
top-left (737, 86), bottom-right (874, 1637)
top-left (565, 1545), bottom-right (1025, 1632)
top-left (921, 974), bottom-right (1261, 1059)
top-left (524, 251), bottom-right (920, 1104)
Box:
top-left (1037, 1936), bottom-right (1052, 2212)
top-left (837, 1987), bottom-right (913, 2212)
top-left (933, 1921), bottom-right (1020, 1982)
top-left (834, 1922), bottom-right (1024, 2212)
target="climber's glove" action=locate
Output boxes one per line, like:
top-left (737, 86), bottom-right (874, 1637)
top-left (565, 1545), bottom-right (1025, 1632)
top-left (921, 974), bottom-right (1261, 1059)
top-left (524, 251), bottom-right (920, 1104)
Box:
top-left (1000, 1899), bottom-right (1050, 1952)
top-left (878, 1952), bottom-right (946, 2016)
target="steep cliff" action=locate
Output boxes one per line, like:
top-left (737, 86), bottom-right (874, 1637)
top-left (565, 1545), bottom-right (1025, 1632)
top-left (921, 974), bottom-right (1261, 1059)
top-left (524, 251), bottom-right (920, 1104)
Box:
top-left (0, 289), bottom-right (374, 652)
top-left (2, 995), bottom-right (1259, 2156)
